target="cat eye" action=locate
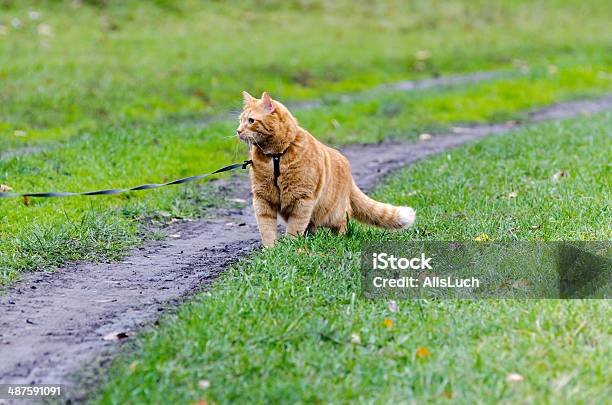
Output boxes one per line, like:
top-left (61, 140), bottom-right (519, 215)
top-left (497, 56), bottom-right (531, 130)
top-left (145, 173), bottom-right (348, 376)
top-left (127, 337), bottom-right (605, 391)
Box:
top-left (248, 118), bottom-right (255, 124)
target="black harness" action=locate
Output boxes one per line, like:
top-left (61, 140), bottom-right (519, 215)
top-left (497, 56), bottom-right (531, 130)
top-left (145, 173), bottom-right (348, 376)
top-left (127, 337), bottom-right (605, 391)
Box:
top-left (261, 148), bottom-right (289, 188)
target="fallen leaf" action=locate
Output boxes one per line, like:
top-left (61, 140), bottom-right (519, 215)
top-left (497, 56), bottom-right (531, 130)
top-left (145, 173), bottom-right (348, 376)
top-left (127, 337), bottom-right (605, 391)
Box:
top-left (103, 331), bottom-right (131, 341)
top-left (350, 332), bottom-right (361, 344)
top-left (415, 49), bottom-right (431, 60)
top-left (506, 373), bottom-right (524, 383)
top-left (474, 233), bottom-right (490, 242)
top-left (383, 318), bottom-right (394, 328)
top-left (37, 23), bottom-right (53, 36)
top-left (23, 196), bottom-right (30, 206)
top-left (198, 379), bottom-right (211, 389)
top-left (415, 346), bottom-right (431, 359)
top-left (388, 300), bottom-right (398, 313)
top-left (507, 191), bottom-right (518, 199)
top-left (419, 133), bottom-right (432, 141)
top-left (0, 184), bottom-right (13, 192)
top-left (552, 170), bottom-right (568, 181)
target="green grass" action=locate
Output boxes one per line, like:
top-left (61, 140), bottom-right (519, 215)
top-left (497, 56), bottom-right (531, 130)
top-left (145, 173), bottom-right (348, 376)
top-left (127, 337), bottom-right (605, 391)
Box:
top-left (1, 2), bottom-right (610, 401)
top-left (1, 67), bottom-right (611, 284)
top-left (95, 114), bottom-right (612, 404)
top-left (1, 0), bottom-right (611, 148)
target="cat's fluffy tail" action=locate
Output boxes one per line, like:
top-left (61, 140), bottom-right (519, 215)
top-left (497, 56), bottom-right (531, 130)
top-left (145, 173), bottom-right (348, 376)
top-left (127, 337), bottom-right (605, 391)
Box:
top-left (350, 182), bottom-right (416, 229)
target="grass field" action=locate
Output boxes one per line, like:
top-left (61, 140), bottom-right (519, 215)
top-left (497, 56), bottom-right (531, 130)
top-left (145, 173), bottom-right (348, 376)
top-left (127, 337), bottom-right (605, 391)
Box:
top-left (95, 114), bottom-right (611, 404)
top-left (1, 0), bottom-right (612, 283)
top-left (2, 0), bottom-right (611, 147)
top-left (1, 1), bottom-right (611, 403)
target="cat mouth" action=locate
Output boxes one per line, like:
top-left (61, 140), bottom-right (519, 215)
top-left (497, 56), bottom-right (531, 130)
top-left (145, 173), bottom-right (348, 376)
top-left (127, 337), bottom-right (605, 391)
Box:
top-left (237, 133), bottom-right (251, 142)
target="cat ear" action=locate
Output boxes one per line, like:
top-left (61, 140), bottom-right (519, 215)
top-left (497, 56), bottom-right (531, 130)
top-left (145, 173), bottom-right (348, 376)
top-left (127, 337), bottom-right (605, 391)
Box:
top-left (261, 91), bottom-right (276, 113)
top-left (242, 91), bottom-right (255, 105)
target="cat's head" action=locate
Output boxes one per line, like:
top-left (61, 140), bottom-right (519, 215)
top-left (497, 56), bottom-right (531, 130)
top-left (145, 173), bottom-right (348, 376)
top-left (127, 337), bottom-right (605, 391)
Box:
top-left (237, 91), bottom-right (297, 151)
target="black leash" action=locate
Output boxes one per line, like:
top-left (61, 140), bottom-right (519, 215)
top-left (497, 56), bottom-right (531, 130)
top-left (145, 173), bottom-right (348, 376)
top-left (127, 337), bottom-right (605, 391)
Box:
top-left (0, 160), bottom-right (252, 199)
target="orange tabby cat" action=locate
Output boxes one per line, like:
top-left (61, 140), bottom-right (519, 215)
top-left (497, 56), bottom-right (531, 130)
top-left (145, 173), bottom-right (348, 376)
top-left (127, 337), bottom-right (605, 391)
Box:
top-left (237, 91), bottom-right (416, 247)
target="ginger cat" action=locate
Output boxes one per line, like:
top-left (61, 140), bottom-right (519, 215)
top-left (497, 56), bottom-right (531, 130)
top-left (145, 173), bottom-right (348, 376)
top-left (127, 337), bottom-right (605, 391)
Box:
top-left (237, 91), bottom-right (416, 247)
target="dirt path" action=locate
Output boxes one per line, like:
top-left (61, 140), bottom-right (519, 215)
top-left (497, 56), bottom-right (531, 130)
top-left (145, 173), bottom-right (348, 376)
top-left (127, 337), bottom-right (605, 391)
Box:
top-left (0, 96), bottom-right (611, 403)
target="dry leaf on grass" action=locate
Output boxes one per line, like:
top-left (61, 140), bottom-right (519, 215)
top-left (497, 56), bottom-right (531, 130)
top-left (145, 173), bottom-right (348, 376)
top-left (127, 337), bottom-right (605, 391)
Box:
top-left (23, 196), bottom-right (30, 206)
top-left (474, 233), bottom-right (490, 242)
top-left (506, 373), bottom-right (524, 383)
top-left (415, 50), bottom-right (431, 60)
top-left (415, 346), bottom-right (431, 359)
top-left (37, 23), bottom-right (53, 36)
top-left (552, 170), bottom-right (569, 181)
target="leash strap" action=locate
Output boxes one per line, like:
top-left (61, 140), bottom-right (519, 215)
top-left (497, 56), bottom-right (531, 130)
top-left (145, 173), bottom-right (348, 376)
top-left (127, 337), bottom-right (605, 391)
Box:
top-left (0, 160), bottom-right (252, 199)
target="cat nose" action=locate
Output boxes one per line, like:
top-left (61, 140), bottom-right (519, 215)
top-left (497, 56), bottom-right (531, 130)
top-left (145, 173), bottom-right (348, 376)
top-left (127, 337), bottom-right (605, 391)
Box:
top-left (236, 129), bottom-right (243, 135)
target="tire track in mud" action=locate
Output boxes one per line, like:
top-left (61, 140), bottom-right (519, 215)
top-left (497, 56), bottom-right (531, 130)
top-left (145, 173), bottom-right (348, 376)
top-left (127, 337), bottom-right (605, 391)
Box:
top-left (0, 96), bottom-right (611, 403)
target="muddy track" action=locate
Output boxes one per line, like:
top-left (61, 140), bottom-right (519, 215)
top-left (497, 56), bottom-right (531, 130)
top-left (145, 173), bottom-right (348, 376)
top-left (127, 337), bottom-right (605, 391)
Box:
top-left (0, 96), bottom-right (611, 403)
